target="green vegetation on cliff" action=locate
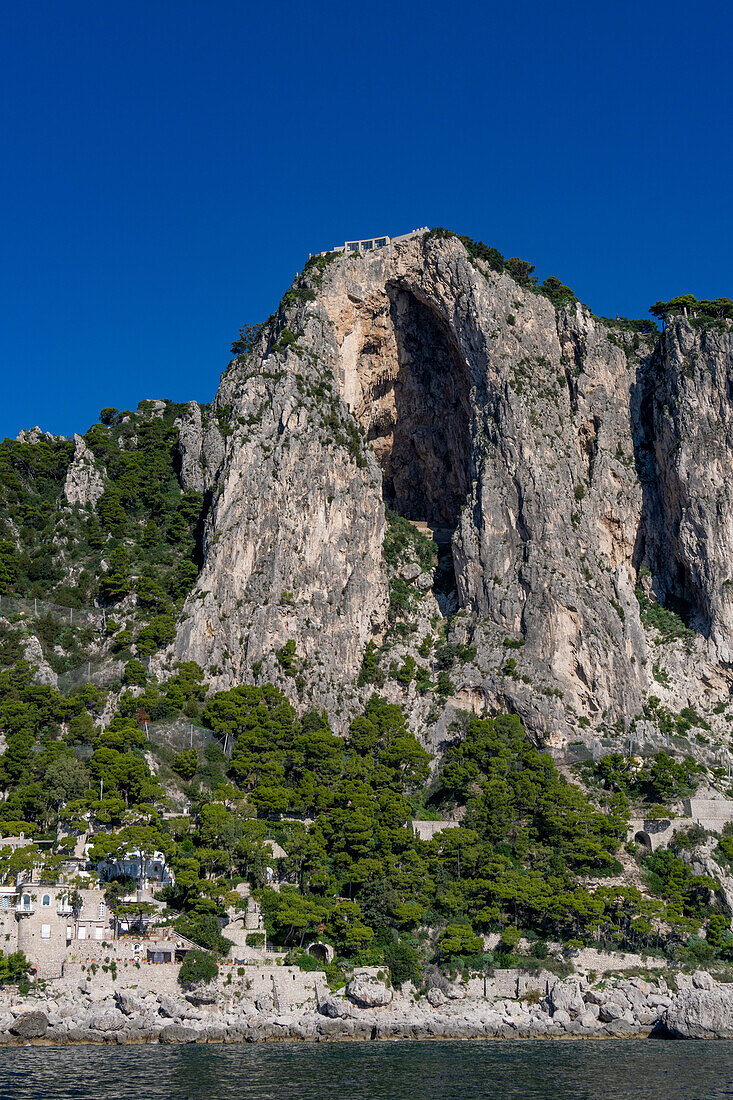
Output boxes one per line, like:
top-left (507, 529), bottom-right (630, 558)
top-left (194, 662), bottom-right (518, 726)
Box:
top-left (1, 257), bottom-right (732, 988)
top-left (427, 227), bottom-right (579, 310)
top-left (0, 627), bottom-right (725, 980)
top-left (649, 295), bottom-right (733, 324)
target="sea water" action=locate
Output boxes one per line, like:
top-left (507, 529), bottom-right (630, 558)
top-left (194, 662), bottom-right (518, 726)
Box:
top-left (0, 1040), bottom-right (731, 1100)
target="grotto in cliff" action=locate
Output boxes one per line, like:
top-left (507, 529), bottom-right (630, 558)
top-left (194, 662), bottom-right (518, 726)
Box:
top-left (377, 283), bottom-right (472, 534)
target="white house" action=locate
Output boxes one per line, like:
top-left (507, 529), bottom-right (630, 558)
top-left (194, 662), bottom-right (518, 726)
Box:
top-left (93, 848), bottom-right (174, 888)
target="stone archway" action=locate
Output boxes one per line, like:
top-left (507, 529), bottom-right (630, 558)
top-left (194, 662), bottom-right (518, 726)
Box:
top-left (307, 941), bottom-right (334, 964)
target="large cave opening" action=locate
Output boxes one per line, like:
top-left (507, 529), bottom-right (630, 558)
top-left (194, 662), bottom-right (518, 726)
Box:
top-left (363, 284), bottom-right (472, 609)
top-left (634, 376), bottom-right (711, 639)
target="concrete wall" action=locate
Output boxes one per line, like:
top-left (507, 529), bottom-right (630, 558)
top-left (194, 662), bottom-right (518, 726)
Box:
top-left (628, 798), bottom-right (733, 853)
top-left (54, 956), bottom-right (329, 1003)
top-left (233, 965), bottom-right (327, 1009)
top-left (462, 969), bottom-right (557, 1000)
top-left (685, 798), bottom-right (733, 829)
top-left (63, 934), bottom-right (196, 993)
top-left (0, 907), bottom-right (17, 954)
top-left (570, 946), bottom-right (667, 973)
top-left (411, 820), bottom-right (457, 841)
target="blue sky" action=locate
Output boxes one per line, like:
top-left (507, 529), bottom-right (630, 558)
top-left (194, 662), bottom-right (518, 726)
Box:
top-left (2, 0), bottom-right (732, 439)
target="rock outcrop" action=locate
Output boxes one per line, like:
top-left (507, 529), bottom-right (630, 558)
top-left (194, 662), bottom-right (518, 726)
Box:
top-left (19, 633), bottom-right (58, 688)
top-left (15, 428), bottom-right (65, 444)
top-left (10, 1011), bottom-right (49, 1039)
top-left (173, 328), bottom-right (388, 694)
top-left (663, 984), bottom-right (733, 1038)
top-left (345, 975), bottom-right (393, 1008)
top-left (169, 231), bottom-right (733, 748)
top-left (63, 433), bottom-right (106, 508)
top-left (4, 967), bottom-right (732, 1044)
top-left (641, 320), bottom-right (733, 662)
top-left (174, 402), bottom-right (225, 494)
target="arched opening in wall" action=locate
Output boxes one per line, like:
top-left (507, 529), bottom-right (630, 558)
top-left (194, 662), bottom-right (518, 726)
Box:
top-left (635, 830), bottom-right (652, 851)
top-left (365, 284), bottom-right (472, 611)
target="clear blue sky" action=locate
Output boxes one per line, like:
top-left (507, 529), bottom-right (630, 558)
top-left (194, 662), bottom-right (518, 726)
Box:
top-left (2, 0), bottom-right (732, 439)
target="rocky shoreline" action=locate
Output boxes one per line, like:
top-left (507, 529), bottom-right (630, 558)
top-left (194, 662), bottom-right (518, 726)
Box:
top-left (1, 969), bottom-right (732, 1045)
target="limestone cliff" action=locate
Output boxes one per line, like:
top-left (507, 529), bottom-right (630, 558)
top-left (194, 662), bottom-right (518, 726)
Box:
top-left (63, 433), bottom-right (106, 508)
top-left (171, 231), bottom-right (733, 749)
top-left (640, 318), bottom-right (733, 663)
top-left (174, 401), bottom-right (225, 494)
top-left (172, 316), bottom-right (388, 697)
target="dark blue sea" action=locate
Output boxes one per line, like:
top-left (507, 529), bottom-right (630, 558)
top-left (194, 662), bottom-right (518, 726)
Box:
top-left (0, 1040), bottom-right (732, 1099)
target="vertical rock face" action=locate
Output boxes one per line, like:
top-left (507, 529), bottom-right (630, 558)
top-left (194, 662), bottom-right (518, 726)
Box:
top-left (173, 318), bottom-right (388, 692)
top-left (173, 232), bottom-right (733, 744)
top-left (174, 402), bottom-right (225, 494)
top-left (63, 434), bottom-right (106, 508)
top-left (314, 235), bottom-right (649, 734)
top-left (640, 319), bottom-right (733, 662)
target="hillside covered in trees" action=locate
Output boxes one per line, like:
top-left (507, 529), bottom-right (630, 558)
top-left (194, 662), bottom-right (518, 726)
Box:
top-left (3, 229), bottom-right (733, 990)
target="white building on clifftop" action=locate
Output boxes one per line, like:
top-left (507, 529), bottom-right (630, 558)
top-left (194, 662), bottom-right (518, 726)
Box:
top-left (309, 227), bottom-right (428, 259)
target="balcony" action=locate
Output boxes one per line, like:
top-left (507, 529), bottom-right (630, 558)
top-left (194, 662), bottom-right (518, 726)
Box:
top-left (57, 904), bottom-right (74, 915)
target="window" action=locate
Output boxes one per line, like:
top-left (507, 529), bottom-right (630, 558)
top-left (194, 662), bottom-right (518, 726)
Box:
top-left (1, 898), bottom-right (8, 910)
top-left (94, 928), bottom-right (103, 941)
top-left (42, 894), bottom-right (51, 907)
top-left (41, 924), bottom-right (50, 939)
top-left (78, 926), bottom-right (86, 940)
top-left (22, 895), bottom-right (30, 909)
top-left (98, 902), bottom-right (105, 918)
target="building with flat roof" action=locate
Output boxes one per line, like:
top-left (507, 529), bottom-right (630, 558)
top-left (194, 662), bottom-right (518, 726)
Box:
top-left (308, 227), bottom-right (428, 260)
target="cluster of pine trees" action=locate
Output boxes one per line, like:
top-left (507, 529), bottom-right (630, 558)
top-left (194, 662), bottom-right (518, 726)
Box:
top-left (0, 400), bottom-right (728, 990)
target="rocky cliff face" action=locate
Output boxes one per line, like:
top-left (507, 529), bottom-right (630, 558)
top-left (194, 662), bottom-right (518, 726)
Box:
top-left (63, 434), bottom-right (106, 507)
top-left (174, 401), bottom-right (225, 495)
top-left (172, 313), bottom-right (388, 698)
top-left (171, 231), bottom-right (733, 749)
top-left (640, 320), bottom-right (733, 662)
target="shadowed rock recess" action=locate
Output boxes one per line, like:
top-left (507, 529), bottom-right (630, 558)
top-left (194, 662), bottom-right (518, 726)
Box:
top-left (172, 230), bottom-right (733, 750)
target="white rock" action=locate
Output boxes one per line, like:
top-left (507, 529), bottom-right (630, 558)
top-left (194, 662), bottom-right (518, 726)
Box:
top-left (346, 976), bottom-right (393, 1008)
top-left (692, 970), bottom-right (715, 991)
top-left (63, 434), bottom-right (106, 507)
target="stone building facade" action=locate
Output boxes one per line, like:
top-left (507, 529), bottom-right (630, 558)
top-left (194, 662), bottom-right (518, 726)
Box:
top-left (0, 883), bottom-right (113, 979)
